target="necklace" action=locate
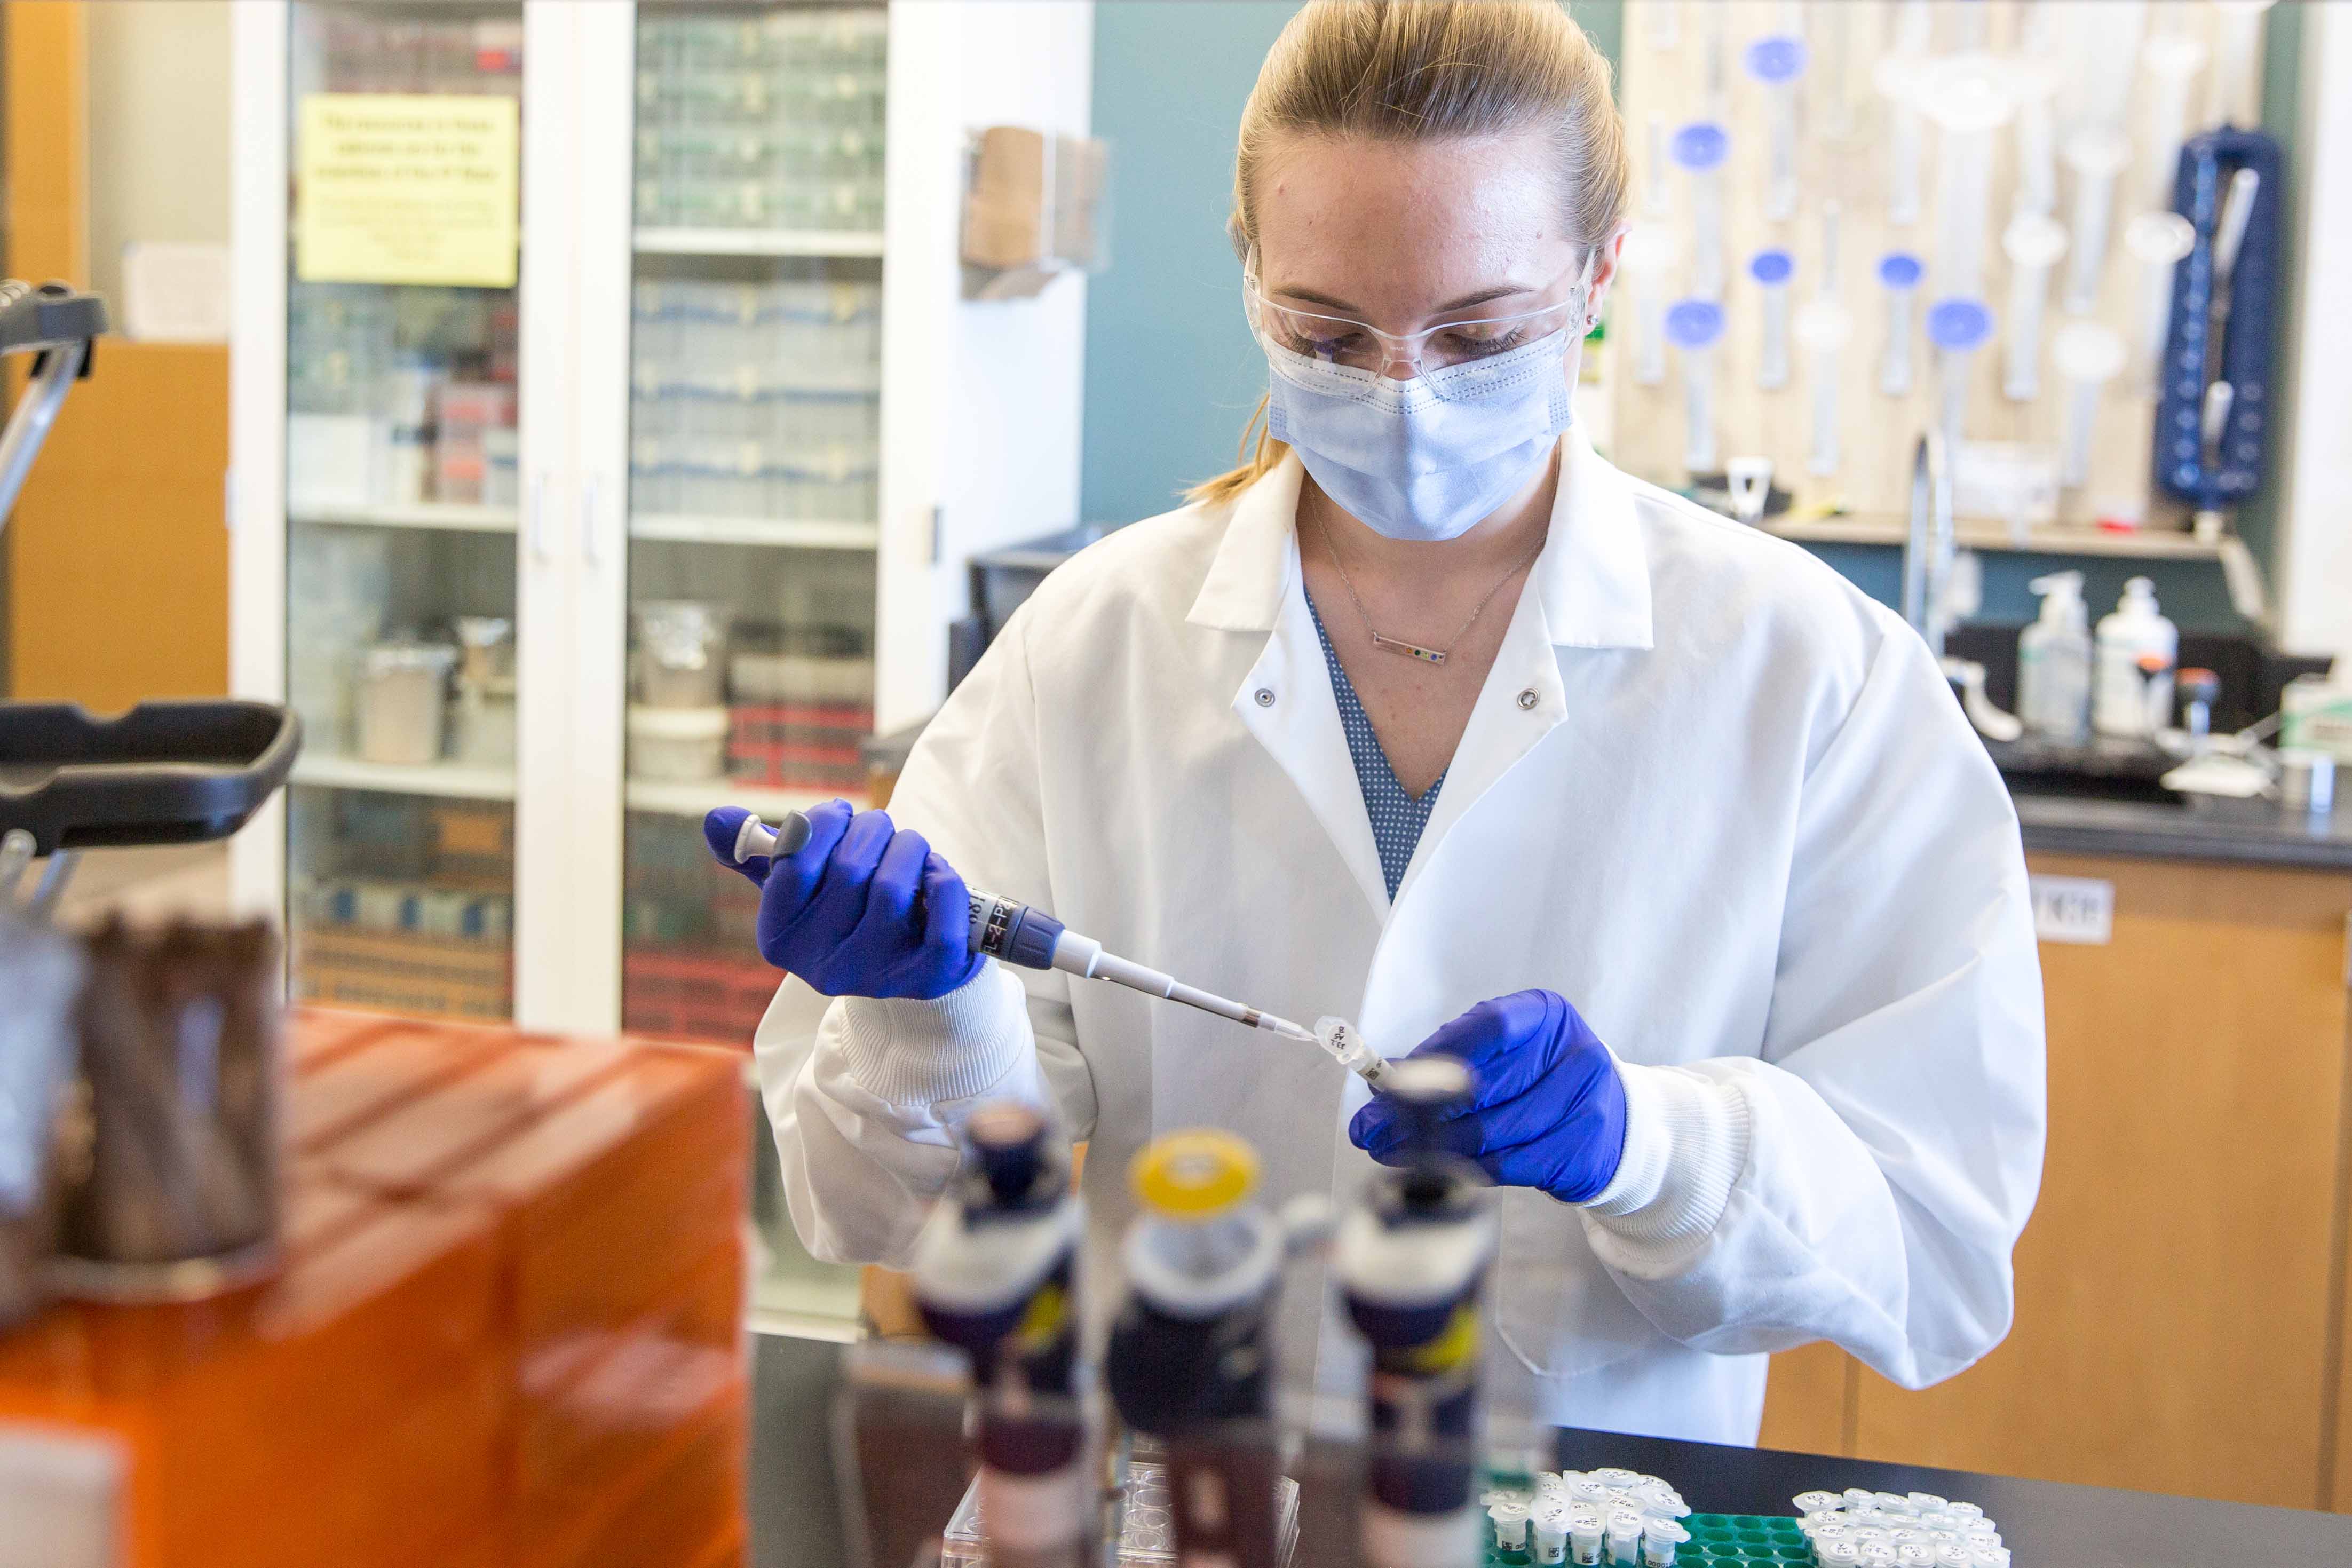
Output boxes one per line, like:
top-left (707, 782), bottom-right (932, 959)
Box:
top-left (1310, 511), bottom-right (1546, 667)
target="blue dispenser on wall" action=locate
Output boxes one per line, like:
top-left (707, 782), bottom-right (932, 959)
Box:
top-left (2152, 128), bottom-right (2284, 543)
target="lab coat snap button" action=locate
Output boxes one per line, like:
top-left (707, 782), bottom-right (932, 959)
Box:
top-left (1517, 688), bottom-right (1540, 710)
top-left (1254, 688), bottom-right (1276, 708)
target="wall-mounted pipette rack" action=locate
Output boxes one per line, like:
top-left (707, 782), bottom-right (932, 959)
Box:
top-left (1610, 0), bottom-right (2283, 561)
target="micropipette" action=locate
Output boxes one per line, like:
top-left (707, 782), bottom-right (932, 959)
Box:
top-left (1750, 249), bottom-right (1795, 391)
top-left (1925, 296), bottom-right (1994, 457)
top-left (2124, 211), bottom-right (2194, 396)
top-left (730, 810), bottom-right (1351, 1065)
top-left (1669, 121), bottom-right (1731, 301)
top-left (2052, 321), bottom-right (2125, 489)
top-left (1999, 213), bottom-right (2067, 402)
top-left (1743, 35), bottom-right (1808, 225)
top-left (1794, 298), bottom-right (1854, 477)
top-left (1665, 298), bottom-right (1727, 474)
top-left (1875, 251), bottom-right (1923, 398)
top-left (2060, 128), bottom-right (2132, 315)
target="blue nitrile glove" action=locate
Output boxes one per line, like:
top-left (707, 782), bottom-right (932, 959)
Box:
top-left (1348, 989), bottom-right (1628, 1203)
top-left (704, 801), bottom-right (984, 1000)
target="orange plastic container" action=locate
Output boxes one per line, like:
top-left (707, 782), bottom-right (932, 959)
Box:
top-left (0, 1008), bottom-right (751, 1568)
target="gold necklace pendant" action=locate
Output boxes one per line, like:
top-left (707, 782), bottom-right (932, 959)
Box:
top-left (1369, 630), bottom-right (1448, 664)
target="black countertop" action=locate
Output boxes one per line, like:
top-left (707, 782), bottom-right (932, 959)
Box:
top-left (751, 1335), bottom-right (2352, 1568)
top-left (2011, 784), bottom-right (2352, 872)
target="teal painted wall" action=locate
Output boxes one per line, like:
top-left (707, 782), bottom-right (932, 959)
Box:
top-left (1079, 1), bottom-right (2290, 633)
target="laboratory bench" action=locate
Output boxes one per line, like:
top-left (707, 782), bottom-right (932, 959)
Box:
top-left (2012, 783), bottom-right (2352, 870)
top-left (742, 1332), bottom-right (2352, 1567)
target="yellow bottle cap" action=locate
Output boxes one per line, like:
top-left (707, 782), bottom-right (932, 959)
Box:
top-left (1130, 1129), bottom-right (1259, 1219)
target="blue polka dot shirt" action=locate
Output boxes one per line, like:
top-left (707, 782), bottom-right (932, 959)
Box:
top-left (1306, 592), bottom-right (1445, 901)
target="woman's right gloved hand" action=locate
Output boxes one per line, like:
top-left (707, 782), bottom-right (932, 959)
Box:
top-left (704, 801), bottom-right (985, 1000)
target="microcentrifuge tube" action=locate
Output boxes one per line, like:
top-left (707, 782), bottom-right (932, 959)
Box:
top-left (1873, 57), bottom-right (1927, 231)
top-left (1999, 213), bottom-right (2067, 402)
top-left (2124, 212), bottom-right (2195, 397)
top-left (1875, 251), bottom-right (1924, 398)
top-left (1492, 1500), bottom-right (1533, 1564)
top-left (2008, 61), bottom-right (2061, 217)
top-left (1643, 116), bottom-right (1672, 221)
top-left (1532, 1501), bottom-right (1571, 1566)
top-left (1605, 1508), bottom-right (1645, 1567)
top-left (1568, 1506), bottom-right (1606, 1567)
top-left (1641, 1519), bottom-right (1691, 1568)
top-left (2140, 33), bottom-right (2207, 211)
top-left (1750, 249), bottom-right (1795, 391)
top-left (2208, 0), bottom-right (2277, 131)
top-left (2052, 322), bottom-right (2125, 488)
top-left (1617, 223), bottom-right (1682, 389)
top-left (2060, 128), bottom-right (2132, 315)
top-left (1925, 296), bottom-right (1994, 456)
top-left (1645, 0), bottom-right (1677, 52)
top-left (1814, 0), bottom-right (1853, 139)
top-left (1665, 298), bottom-right (1727, 475)
top-left (1744, 36), bottom-right (1809, 224)
top-left (1669, 122), bottom-right (1731, 301)
top-left (1921, 57), bottom-right (2014, 303)
top-left (1794, 299), bottom-right (1854, 476)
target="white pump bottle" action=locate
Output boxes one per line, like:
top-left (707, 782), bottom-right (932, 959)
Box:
top-left (2093, 576), bottom-right (2178, 740)
top-left (2017, 572), bottom-right (2092, 743)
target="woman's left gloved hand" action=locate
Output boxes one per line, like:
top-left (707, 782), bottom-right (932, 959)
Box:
top-left (1348, 989), bottom-right (1628, 1203)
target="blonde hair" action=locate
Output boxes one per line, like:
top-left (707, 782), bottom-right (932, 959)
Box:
top-left (1187, 0), bottom-right (1629, 506)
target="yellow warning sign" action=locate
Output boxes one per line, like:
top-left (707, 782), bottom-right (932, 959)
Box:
top-left (295, 93), bottom-right (519, 288)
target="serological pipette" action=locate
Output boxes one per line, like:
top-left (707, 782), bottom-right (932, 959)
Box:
top-left (729, 811), bottom-right (1381, 1082)
top-left (2000, 213), bottom-right (2067, 402)
top-left (1925, 296), bottom-right (1993, 456)
top-left (1750, 249), bottom-right (1795, 391)
top-left (1876, 251), bottom-right (1923, 397)
top-left (1743, 35), bottom-right (1808, 224)
top-left (1669, 121), bottom-right (1731, 300)
top-left (1665, 298), bottom-right (1727, 474)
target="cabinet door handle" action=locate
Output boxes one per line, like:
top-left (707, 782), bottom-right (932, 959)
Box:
top-left (528, 472), bottom-right (555, 564)
top-left (580, 475), bottom-right (604, 569)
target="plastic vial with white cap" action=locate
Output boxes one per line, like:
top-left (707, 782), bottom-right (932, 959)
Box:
top-left (1640, 1519), bottom-right (1691, 1567)
top-left (1491, 1499), bottom-right (1534, 1564)
top-left (1604, 1507), bottom-right (1645, 1567)
top-left (1925, 296), bottom-right (1994, 456)
top-left (2125, 212), bottom-right (2195, 397)
top-left (1795, 298), bottom-right (1854, 476)
top-left (1567, 1505), bottom-right (1606, 1566)
top-left (1750, 249), bottom-right (1796, 390)
top-left (2052, 321), bottom-right (2125, 489)
top-left (1876, 252), bottom-right (1923, 397)
top-left (1744, 35), bottom-right (1808, 224)
top-left (2140, 32), bottom-right (2207, 211)
top-left (1921, 55), bottom-right (2014, 302)
top-left (1999, 212), bottom-right (2067, 402)
top-left (1665, 299), bottom-right (1727, 474)
top-left (1618, 222), bottom-right (1682, 389)
top-left (1532, 1501), bottom-right (1571, 1566)
top-left (1669, 122), bottom-right (1731, 301)
top-left (1818, 1540), bottom-right (1862, 1568)
top-left (2060, 128), bottom-right (2132, 315)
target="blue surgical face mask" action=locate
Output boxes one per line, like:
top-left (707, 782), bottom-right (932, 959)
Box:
top-left (1255, 324), bottom-right (1583, 543)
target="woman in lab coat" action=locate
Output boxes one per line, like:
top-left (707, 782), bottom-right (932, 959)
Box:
top-left (723, 0), bottom-right (2045, 1443)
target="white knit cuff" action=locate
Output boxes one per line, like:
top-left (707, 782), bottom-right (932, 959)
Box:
top-left (834, 961), bottom-right (1033, 1106)
top-left (1580, 1057), bottom-right (1753, 1245)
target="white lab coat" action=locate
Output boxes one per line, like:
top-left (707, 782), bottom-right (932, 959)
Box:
top-left (758, 431), bottom-right (2046, 1445)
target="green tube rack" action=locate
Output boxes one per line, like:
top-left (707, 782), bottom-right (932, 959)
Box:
top-left (1481, 1507), bottom-right (1814, 1567)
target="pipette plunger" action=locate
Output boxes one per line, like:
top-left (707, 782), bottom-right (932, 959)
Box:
top-left (730, 811), bottom-right (1328, 1056)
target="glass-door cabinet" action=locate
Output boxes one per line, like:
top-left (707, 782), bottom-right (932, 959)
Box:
top-left (231, 0), bottom-right (1095, 1329)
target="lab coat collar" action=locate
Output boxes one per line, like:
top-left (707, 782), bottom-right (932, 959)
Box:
top-left (1184, 429), bottom-right (1654, 653)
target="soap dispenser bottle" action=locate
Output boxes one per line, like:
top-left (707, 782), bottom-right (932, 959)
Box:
top-left (2018, 572), bottom-right (2093, 743)
top-left (2093, 576), bottom-right (2179, 739)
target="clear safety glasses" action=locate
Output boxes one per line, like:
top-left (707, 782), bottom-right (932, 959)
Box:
top-left (1244, 258), bottom-right (1595, 379)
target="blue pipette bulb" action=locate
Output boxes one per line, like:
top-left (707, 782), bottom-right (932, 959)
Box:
top-left (1668, 121), bottom-right (1731, 172)
top-left (1743, 36), bottom-right (1808, 84)
top-left (1925, 296), bottom-right (1995, 353)
top-left (1664, 299), bottom-right (1727, 351)
top-left (1749, 249), bottom-right (1796, 288)
top-left (1876, 252), bottom-right (1925, 292)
